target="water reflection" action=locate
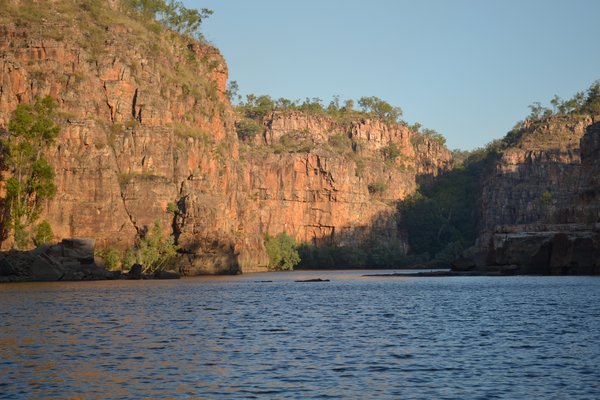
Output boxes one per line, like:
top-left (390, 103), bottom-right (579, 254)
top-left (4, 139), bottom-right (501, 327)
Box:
top-left (1, 272), bottom-right (600, 399)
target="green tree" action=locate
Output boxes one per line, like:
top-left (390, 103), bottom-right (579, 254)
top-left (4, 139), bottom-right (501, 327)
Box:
top-left (264, 232), bottom-right (300, 271)
top-left (582, 80), bottom-right (600, 114)
top-left (275, 97), bottom-right (294, 110)
top-left (358, 96), bottom-right (402, 123)
top-left (241, 94), bottom-right (274, 119)
top-left (125, 0), bottom-right (212, 41)
top-left (342, 99), bottom-right (355, 112)
top-left (235, 118), bottom-right (262, 141)
top-left (298, 97), bottom-right (325, 114)
top-left (123, 220), bottom-right (179, 273)
top-left (408, 122), bottom-right (422, 133)
top-left (420, 128), bottom-right (446, 146)
top-left (1, 96), bottom-right (59, 248)
top-left (33, 220), bottom-right (53, 246)
top-left (528, 101), bottom-right (551, 120)
top-left (226, 80), bottom-right (241, 104)
top-left (101, 247), bottom-right (123, 271)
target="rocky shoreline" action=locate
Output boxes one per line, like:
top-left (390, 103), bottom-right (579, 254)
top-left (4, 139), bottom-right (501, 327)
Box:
top-left (0, 238), bottom-right (180, 283)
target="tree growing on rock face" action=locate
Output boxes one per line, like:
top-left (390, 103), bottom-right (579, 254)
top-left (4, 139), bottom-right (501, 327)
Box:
top-left (1, 96), bottom-right (59, 249)
top-left (235, 118), bottom-right (262, 141)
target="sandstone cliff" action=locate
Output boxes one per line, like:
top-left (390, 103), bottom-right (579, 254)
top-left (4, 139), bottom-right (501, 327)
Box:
top-left (0, 1), bottom-right (454, 273)
top-left (480, 116), bottom-right (593, 231)
top-left (0, 1), bottom-right (268, 273)
top-left (239, 111), bottom-right (452, 253)
top-left (466, 115), bottom-right (600, 274)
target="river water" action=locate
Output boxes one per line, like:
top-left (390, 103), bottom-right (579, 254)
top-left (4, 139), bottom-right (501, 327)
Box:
top-left (1, 270), bottom-right (599, 399)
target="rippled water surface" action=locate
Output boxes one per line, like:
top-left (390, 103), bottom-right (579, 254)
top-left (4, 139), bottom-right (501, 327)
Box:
top-left (1, 271), bottom-right (600, 399)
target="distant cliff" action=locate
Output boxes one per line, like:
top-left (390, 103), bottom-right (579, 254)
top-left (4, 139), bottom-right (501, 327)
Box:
top-left (239, 111), bottom-right (452, 255)
top-left (464, 114), bottom-right (600, 274)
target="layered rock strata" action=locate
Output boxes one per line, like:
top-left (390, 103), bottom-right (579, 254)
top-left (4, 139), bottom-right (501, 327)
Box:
top-left (0, 13), bottom-right (264, 274)
top-left (465, 116), bottom-right (600, 274)
top-left (0, 5), bottom-right (453, 273)
top-left (241, 111), bottom-right (452, 249)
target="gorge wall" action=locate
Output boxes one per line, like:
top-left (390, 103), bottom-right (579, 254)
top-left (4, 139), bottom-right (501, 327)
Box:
top-left (468, 115), bottom-right (600, 274)
top-left (240, 111), bottom-right (451, 249)
top-left (0, 1), bottom-right (453, 274)
top-left (0, 3), bottom-right (267, 274)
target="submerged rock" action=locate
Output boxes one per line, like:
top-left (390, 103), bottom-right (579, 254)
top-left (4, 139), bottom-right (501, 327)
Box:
top-left (294, 278), bottom-right (330, 282)
top-left (154, 270), bottom-right (180, 279)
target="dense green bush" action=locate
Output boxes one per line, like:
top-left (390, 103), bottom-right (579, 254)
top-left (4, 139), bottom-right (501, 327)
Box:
top-left (264, 232), bottom-right (300, 271)
top-left (101, 247), bottom-right (123, 271)
top-left (235, 118), bottom-right (262, 141)
top-left (33, 220), bottom-right (53, 246)
top-left (123, 220), bottom-right (179, 273)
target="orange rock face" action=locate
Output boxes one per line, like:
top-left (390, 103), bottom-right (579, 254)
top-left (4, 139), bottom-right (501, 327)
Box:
top-left (239, 112), bottom-right (452, 251)
top-left (0, 19), bottom-right (258, 274)
top-left (0, 10), bottom-right (453, 273)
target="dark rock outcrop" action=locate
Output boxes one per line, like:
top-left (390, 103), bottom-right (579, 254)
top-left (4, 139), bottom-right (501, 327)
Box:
top-left (0, 238), bottom-right (110, 282)
top-left (478, 224), bottom-right (600, 275)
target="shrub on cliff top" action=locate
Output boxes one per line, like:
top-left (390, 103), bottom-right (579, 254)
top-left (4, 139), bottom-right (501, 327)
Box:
top-left (265, 232), bottom-right (300, 271)
top-left (524, 80), bottom-right (600, 121)
top-left (358, 96), bottom-right (402, 124)
top-left (236, 92), bottom-right (408, 126)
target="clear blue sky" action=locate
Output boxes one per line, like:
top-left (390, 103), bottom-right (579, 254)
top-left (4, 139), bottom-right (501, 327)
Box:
top-left (183, 0), bottom-right (600, 150)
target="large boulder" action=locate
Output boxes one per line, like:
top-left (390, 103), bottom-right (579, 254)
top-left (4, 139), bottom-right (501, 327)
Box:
top-left (61, 238), bottom-right (96, 262)
top-left (29, 256), bottom-right (65, 281)
top-left (0, 238), bottom-right (111, 281)
top-left (0, 257), bottom-right (18, 276)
